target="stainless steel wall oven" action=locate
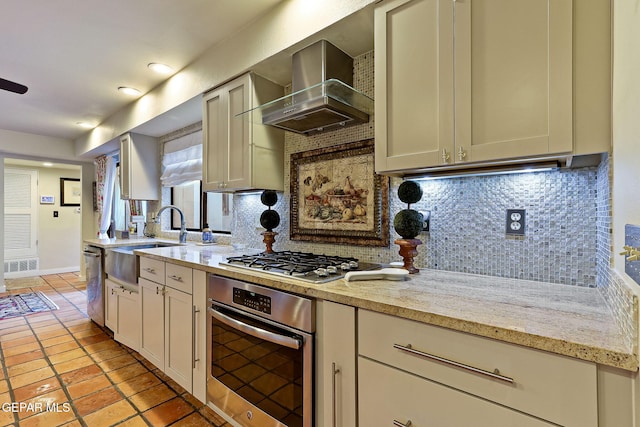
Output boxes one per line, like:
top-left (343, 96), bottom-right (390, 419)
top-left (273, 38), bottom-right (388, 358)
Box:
top-left (207, 275), bottom-right (314, 427)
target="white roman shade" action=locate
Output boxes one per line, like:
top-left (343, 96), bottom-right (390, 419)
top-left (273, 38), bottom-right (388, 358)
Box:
top-left (160, 129), bottom-right (202, 187)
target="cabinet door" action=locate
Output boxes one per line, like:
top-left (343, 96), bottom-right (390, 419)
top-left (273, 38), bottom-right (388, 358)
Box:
top-left (119, 134), bottom-right (132, 199)
top-left (115, 288), bottom-right (140, 351)
top-left (203, 88), bottom-right (227, 191)
top-left (139, 278), bottom-right (165, 370)
top-left (315, 301), bottom-right (357, 427)
top-left (225, 73), bottom-right (252, 190)
top-left (375, 0), bottom-right (454, 173)
top-left (164, 286), bottom-right (193, 392)
top-left (454, 0), bottom-right (572, 163)
top-left (359, 357), bottom-right (554, 427)
top-left (191, 270), bottom-right (207, 404)
top-left (119, 133), bottom-right (159, 200)
top-left (105, 279), bottom-right (118, 332)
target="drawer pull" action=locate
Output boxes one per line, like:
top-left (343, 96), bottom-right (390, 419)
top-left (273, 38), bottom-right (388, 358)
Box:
top-left (393, 420), bottom-right (412, 427)
top-left (193, 306), bottom-right (200, 369)
top-left (144, 267), bottom-right (156, 274)
top-left (332, 362), bottom-right (340, 427)
top-left (393, 343), bottom-right (514, 384)
top-left (168, 274), bottom-right (183, 282)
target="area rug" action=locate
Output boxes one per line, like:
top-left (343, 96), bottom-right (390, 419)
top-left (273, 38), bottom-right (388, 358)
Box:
top-left (0, 292), bottom-right (59, 320)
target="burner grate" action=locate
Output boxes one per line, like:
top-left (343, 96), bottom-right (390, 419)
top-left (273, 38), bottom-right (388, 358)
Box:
top-left (226, 251), bottom-right (361, 277)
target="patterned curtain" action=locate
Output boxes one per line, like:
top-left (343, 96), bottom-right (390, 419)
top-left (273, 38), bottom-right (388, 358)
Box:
top-left (95, 155), bottom-right (117, 238)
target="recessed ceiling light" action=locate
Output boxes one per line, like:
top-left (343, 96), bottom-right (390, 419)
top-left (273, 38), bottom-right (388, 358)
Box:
top-left (76, 121), bottom-right (95, 129)
top-left (148, 62), bottom-right (174, 74)
top-left (42, 162), bottom-right (53, 167)
top-left (118, 86), bottom-right (142, 96)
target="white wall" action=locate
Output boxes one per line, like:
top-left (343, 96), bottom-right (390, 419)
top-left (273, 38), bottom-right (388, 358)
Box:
top-left (0, 157), bottom-right (4, 292)
top-left (36, 167), bottom-right (82, 273)
top-left (612, 1), bottom-right (640, 425)
top-left (0, 129), bottom-right (77, 161)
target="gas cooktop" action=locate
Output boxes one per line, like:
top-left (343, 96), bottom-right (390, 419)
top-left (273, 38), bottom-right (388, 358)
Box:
top-left (221, 250), bottom-right (381, 283)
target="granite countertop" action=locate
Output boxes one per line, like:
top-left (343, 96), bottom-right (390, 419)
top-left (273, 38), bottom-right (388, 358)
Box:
top-left (133, 243), bottom-right (638, 371)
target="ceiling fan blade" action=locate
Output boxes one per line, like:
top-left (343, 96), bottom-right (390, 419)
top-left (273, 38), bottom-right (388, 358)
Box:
top-left (0, 77), bottom-right (28, 94)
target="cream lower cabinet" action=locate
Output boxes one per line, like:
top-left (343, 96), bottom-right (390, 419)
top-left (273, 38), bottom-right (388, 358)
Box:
top-left (105, 279), bottom-right (117, 331)
top-left (105, 278), bottom-right (139, 351)
top-left (315, 301), bottom-right (357, 427)
top-left (139, 257), bottom-right (202, 395)
top-left (358, 310), bottom-right (598, 427)
top-left (359, 357), bottom-right (553, 427)
top-left (374, 0), bottom-right (609, 174)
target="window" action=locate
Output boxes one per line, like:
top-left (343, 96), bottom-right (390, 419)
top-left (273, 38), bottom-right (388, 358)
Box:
top-left (160, 126), bottom-right (233, 234)
top-left (170, 180), bottom-right (202, 231)
top-left (169, 180), bottom-right (233, 233)
top-left (113, 163), bottom-right (146, 232)
top-left (205, 192), bottom-right (232, 233)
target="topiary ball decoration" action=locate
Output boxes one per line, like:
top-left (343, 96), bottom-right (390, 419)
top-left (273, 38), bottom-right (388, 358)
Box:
top-left (397, 180), bottom-right (423, 206)
top-left (393, 209), bottom-right (424, 239)
top-left (260, 190), bottom-right (278, 207)
top-left (260, 209), bottom-right (280, 231)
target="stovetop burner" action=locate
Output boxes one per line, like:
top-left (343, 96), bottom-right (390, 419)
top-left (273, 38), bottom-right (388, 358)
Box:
top-left (222, 251), bottom-right (380, 283)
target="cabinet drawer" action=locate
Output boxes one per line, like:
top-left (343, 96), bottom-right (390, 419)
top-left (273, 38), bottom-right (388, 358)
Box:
top-left (165, 263), bottom-right (192, 294)
top-left (359, 357), bottom-right (553, 427)
top-left (139, 257), bottom-right (165, 284)
top-left (358, 310), bottom-right (597, 427)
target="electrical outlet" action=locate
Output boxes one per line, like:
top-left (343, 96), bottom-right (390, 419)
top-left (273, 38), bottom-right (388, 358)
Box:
top-left (506, 209), bottom-right (525, 235)
top-left (421, 210), bottom-right (431, 232)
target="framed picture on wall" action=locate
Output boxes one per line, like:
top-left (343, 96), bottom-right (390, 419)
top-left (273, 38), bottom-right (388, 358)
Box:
top-left (290, 139), bottom-right (390, 246)
top-left (60, 178), bottom-right (81, 206)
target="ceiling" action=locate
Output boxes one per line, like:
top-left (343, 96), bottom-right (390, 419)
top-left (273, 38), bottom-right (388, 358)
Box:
top-left (0, 0), bottom-right (283, 141)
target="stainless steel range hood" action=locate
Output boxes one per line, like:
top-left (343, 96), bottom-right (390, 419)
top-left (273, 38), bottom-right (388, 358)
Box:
top-left (241, 40), bottom-right (373, 135)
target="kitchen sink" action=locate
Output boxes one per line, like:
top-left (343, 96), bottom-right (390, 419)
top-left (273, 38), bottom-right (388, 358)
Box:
top-left (105, 242), bottom-right (182, 284)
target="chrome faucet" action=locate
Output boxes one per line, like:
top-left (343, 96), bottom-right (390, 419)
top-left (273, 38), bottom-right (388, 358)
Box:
top-left (154, 205), bottom-right (187, 244)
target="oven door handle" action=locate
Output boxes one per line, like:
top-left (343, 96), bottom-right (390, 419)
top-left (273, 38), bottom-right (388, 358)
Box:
top-left (208, 307), bottom-right (302, 350)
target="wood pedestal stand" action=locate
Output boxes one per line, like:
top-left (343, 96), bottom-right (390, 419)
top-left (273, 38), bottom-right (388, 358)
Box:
top-left (394, 238), bottom-right (422, 274)
top-left (261, 231), bottom-right (278, 254)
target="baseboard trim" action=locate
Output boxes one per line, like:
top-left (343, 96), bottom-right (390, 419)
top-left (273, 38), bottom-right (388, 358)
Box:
top-left (4, 266), bottom-right (80, 279)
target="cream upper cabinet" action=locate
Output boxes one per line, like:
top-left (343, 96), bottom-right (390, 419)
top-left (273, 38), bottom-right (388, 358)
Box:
top-left (375, 0), bottom-right (454, 173)
top-left (119, 132), bottom-right (159, 200)
top-left (202, 72), bottom-right (284, 192)
top-left (375, 0), bottom-right (610, 175)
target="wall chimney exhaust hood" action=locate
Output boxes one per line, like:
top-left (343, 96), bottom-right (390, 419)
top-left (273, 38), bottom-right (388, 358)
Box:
top-left (239, 40), bottom-right (373, 135)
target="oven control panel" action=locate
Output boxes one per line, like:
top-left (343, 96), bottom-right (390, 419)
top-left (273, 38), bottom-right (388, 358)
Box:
top-left (233, 287), bottom-right (271, 315)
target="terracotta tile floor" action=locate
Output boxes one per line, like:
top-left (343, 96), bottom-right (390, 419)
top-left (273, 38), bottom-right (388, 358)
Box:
top-left (0, 273), bottom-right (230, 426)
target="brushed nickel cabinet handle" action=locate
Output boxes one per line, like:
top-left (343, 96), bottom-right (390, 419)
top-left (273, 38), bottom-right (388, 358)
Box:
top-left (393, 420), bottom-right (412, 427)
top-left (144, 267), bottom-right (156, 274)
top-left (332, 362), bottom-right (341, 427)
top-left (393, 343), bottom-right (514, 384)
top-left (192, 306), bottom-right (200, 369)
top-left (168, 274), bottom-right (183, 282)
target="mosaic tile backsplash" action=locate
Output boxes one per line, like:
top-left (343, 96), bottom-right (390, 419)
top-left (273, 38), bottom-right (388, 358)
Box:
top-left (233, 167), bottom-right (602, 287)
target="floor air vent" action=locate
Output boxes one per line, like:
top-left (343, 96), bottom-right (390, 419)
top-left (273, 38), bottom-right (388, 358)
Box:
top-left (4, 258), bottom-right (39, 274)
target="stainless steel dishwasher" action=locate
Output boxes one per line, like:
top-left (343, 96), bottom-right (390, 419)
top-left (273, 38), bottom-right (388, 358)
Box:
top-left (83, 246), bottom-right (105, 326)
